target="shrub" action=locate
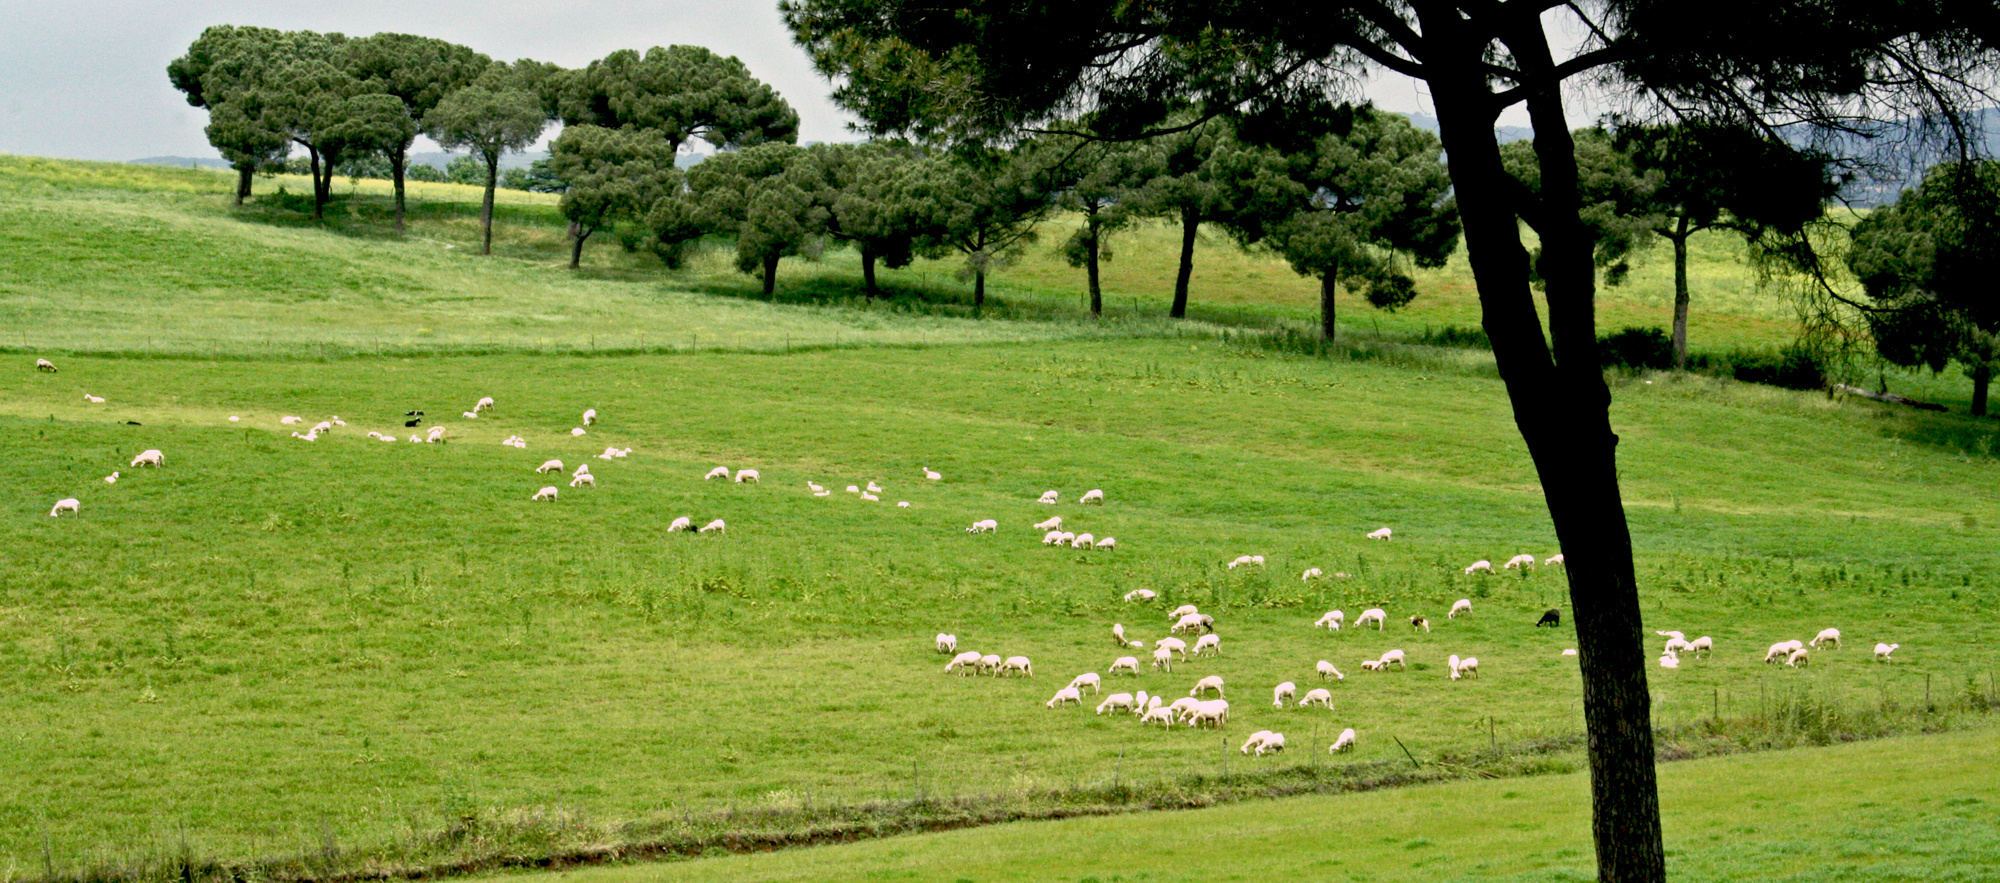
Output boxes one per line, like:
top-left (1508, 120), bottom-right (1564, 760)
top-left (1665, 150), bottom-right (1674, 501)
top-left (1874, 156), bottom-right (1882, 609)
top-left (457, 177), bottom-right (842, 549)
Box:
top-left (1686, 346), bottom-right (1828, 391)
top-left (1598, 326), bottom-right (1673, 371)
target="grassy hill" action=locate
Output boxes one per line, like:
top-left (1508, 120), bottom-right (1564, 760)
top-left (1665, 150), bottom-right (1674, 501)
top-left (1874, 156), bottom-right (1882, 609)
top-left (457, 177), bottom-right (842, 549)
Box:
top-left (2, 155), bottom-right (1997, 881)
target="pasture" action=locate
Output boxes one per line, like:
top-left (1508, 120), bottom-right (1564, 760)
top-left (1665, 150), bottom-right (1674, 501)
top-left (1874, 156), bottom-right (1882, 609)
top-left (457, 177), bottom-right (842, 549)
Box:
top-left (3, 156), bottom-right (1998, 879)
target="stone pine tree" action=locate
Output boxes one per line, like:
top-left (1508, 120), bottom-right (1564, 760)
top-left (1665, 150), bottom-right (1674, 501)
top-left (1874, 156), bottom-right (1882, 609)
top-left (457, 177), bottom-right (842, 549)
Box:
top-left (783, 3), bottom-right (1999, 881)
top-left (683, 143), bottom-right (831, 297)
top-left (901, 147), bottom-right (1055, 309)
top-left (425, 68), bottom-right (550, 254)
top-left (345, 33), bottom-right (492, 231)
top-left (168, 25), bottom-right (298, 204)
top-left (1849, 161), bottom-right (2000, 416)
top-left (811, 141), bottom-right (925, 297)
top-left (557, 46), bottom-right (799, 154)
top-left (263, 48), bottom-right (416, 221)
top-left (1122, 122), bottom-right (1239, 319)
top-left (547, 124), bottom-right (680, 269)
top-left (1045, 136), bottom-right (1156, 316)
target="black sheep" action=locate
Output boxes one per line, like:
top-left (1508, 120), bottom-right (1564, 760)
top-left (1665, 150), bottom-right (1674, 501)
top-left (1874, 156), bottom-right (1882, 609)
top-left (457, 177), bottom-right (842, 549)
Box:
top-left (1535, 608), bottom-right (1562, 627)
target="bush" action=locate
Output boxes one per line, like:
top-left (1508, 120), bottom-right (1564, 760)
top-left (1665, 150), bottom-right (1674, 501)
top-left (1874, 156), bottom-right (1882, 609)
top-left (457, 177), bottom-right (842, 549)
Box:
top-left (1598, 326), bottom-right (1673, 371)
top-left (1685, 346), bottom-right (1828, 391)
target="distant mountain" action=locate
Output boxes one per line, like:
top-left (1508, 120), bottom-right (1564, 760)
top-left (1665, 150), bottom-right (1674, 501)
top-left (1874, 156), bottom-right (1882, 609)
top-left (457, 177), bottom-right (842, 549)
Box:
top-left (1400, 113), bottom-right (1534, 144)
top-left (129, 156), bottom-right (232, 170)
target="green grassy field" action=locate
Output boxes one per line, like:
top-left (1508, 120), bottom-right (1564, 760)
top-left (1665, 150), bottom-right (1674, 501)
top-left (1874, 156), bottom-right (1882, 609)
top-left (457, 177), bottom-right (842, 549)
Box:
top-left (4, 156), bottom-right (1999, 880)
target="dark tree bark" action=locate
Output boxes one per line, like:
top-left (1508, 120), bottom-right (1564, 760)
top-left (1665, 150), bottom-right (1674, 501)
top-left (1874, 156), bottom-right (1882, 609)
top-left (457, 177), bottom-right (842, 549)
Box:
top-left (479, 149), bottom-right (499, 255)
top-left (390, 152), bottom-right (408, 233)
top-left (1171, 206), bottom-right (1198, 318)
top-left (1086, 216), bottom-right (1103, 317)
top-left (1669, 215), bottom-right (1692, 369)
top-left (569, 225), bottom-right (594, 269)
top-left (234, 165), bottom-right (253, 206)
top-left (973, 270), bottom-right (985, 309)
top-left (1320, 269), bottom-right (1339, 341)
top-left (762, 252), bottom-right (780, 298)
top-left (305, 146), bottom-right (325, 219)
top-left (1973, 362), bottom-right (1992, 417)
top-left (862, 250), bottom-right (879, 297)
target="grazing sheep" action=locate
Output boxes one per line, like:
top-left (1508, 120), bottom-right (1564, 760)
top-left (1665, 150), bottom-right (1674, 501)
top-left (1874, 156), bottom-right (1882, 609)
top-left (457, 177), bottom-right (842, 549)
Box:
top-left (1314, 610), bottom-right (1346, 630)
top-left (1226, 554), bottom-right (1266, 569)
top-left (1301, 567), bottom-right (1324, 582)
top-left (1535, 608), bottom-right (1562, 628)
top-left (1164, 696), bottom-right (1201, 721)
top-left (1124, 589), bottom-right (1157, 602)
top-left (1360, 659), bottom-right (1385, 672)
top-left (807, 481), bottom-right (825, 493)
top-left (1378, 649), bottom-right (1407, 669)
top-left (1271, 681), bottom-right (1297, 707)
top-left (1133, 691), bottom-right (1150, 714)
top-left (1253, 732), bottom-right (1287, 756)
top-left (1140, 705), bottom-right (1177, 726)
top-left (1503, 554), bottom-right (1536, 569)
top-left (1317, 660), bottom-right (1345, 681)
top-left (698, 519), bottom-right (726, 533)
top-left (1080, 488), bottom-right (1105, 504)
top-left (573, 462), bottom-right (592, 477)
top-left (813, 489), bottom-right (831, 497)
top-left (130, 449), bottom-right (164, 468)
top-left (1449, 599), bottom-right (1473, 619)
top-left (946, 651), bottom-right (983, 674)
top-left (49, 498), bottom-right (79, 518)
top-left (846, 486), bottom-right (860, 493)
top-left (967, 519), bottom-right (998, 533)
top-left (1096, 693), bottom-right (1136, 715)
top-left (1151, 646), bottom-right (1175, 671)
top-left (598, 447), bottom-right (620, 460)
top-left (1071, 533), bottom-right (1096, 549)
top-left (935, 633), bottom-right (957, 654)
top-left (1001, 656), bottom-right (1034, 677)
top-left (1689, 636), bottom-right (1714, 657)
top-left (571, 428), bottom-right (587, 437)
top-left (537, 459), bottom-right (565, 474)
top-left (1170, 613), bottom-right (1206, 634)
top-left (1108, 657), bottom-right (1140, 676)
top-left (1034, 516), bottom-right (1063, 531)
top-left (1763, 640), bottom-right (1804, 663)
top-left (1465, 560), bottom-right (1493, 575)
top-left (1112, 623), bottom-right (1131, 646)
top-left (103, 472), bottom-right (118, 484)
top-left (1811, 628), bottom-right (1842, 649)
top-left (35, 358), bottom-right (57, 372)
top-left (1037, 490), bottom-right (1059, 504)
top-left (1095, 537), bottom-right (1117, 551)
top-left (1785, 647), bottom-right (1811, 668)
top-left (860, 492), bottom-right (880, 502)
top-left (1056, 531), bottom-right (1077, 545)
top-left (1299, 688), bottom-right (1334, 708)
top-left (1187, 699), bottom-right (1230, 728)
top-left (474, 396), bottom-right (494, 413)
top-left (1193, 634), bottom-right (1221, 657)
top-left (568, 473), bottom-right (596, 488)
top-left (1190, 675), bottom-right (1225, 698)
top-left (1562, 648), bottom-right (1578, 656)
top-left (1330, 728), bottom-right (1358, 753)
top-left (1409, 615), bottom-right (1430, 633)
top-left (282, 415), bottom-right (304, 425)
top-left (1874, 643), bottom-right (1900, 662)
top-left (705, 467), bottom-right (730, 480)
top-left (1545, 554), bottom-right (1566, 567)
top-left (1355, 608), bottom-right (1388, 630)
top-left (1655, 630), bottom-right (1686, 640)
top-left (1240, 730), bottom-right (1275, 754)
top-left (667, 516), bottom-right (693, 532)
top-left (924, 467), bottom-right (942, 480)
top-left (734, 469), bottom-right (760, 483)
top-left (1658, 650), bottom-right (1680, 669)
top-left (867, 481), bottom-right (883, 494)
top-left (1366, 527), bottom-right (1392, 540)
top-left (83, 394), bottom-right (105, 404)
top-left (1155, 636), bottom-right (1189, 659)
top-left (531, 486), bottom-right (559, 502)
top-left (1068, 672), bottom-right (1102, 694)
top-left (1663, 637), bottom-right (1694, 656)
top-left (977, 654), bottom-right (1003, 675)
top-left (582, 408), bottom-right (597, 425)
top-left (1449, 655), bottom-right (1480, 680)
top-left (462, 411), bottom-right (479, 419)
top-left (1046, 686), bottom-right (1083, 708)
top-left (1042, 529), bottom-right (1066, 545)
top-left (1168, 604), bottom-right (1200, 620)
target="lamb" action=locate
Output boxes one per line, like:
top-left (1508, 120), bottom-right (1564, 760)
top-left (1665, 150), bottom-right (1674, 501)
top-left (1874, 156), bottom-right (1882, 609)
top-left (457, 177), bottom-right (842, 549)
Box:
top-left (1139, 705), bottom-right (1177, 726)
top-left (1187, 699), bottom-right (1230, 728)
top-left (49, 498), bottom-right (79, 517)
top-left (1070, 533), bottom-right (1096, 549)
top-left (1240, 730), bottom-right (1276, 754)
top-left (1189, 675), bottom-right (1225, 697)
top-left (1314, 610), bottom-right (1345, 630)
top-left (1503, 554), bottom-right (1536, 569)
top-left (1253, 732), bottom-right (1287, 756)
top-left (1042, 530), bottom-right (1066, 545)
top-left (807, 481), bottom-right (825, 493)
top-left (1449, 655), bottom-right (1480, 680)
top-left (1067, 672), bottom-right (1102, 694)
top-left (1123, 589), bottom-right (1157, 602)
top-left (860, 492), bottom-right (880, 502)
top-left (1301, 567), bottom-right (1324, 582)
top-left (103, 472), bottom-right (118, 484)
top-left (1155, 637), bottom-right (1188, 660)
top-left (667, 516), bottom-right (692, 532)
top-left (1366, 527), bottom-right (1392, 541)
top-left (571, 428), bottom-right (587, 436)
top-left (582, 408), bottom-right (597, 426)
top-left (977, 654), bottom-right (1003, 675)
top-left (967, 519), bottom-right (998, 533)
top-left (83, 394), bottom-right (105, 404)
top-left (568, 473), bottom-right (596, 488)
top-left (1316, 660), bottom-right (1345, 681)
top-left (1193, 634), bottom-right (1221, 657)
top-left (946, 651), bottom-right (983, 674)
top-left (1108, 656), bottom-right (1140, 676)
top-left (1785, 647), bottom-right (1811, 667)
top-left (1150, 646), bottom-right (1175, 672)
top-left (1168, 604), bottom-right (1200, 620)
top-left (1112, 623), bottom-right (1130, 646)
top-left (1449, 599), bottom-right (1473, 619)
top-left (35, 358), bottom-right (57, 372)
top-left (1299, 688), bottom-right (1334, 708)
top-left (1037, 490), bottom-right (1059, 504)
top-left (923, 467), bottom-right (942, 480)
top-left (935, 633), bottom-right (957, 654)
top-left (1080, 488), bottom-right (1105, 504)
top-left (1764, 640), bottom-right (1804, 663)
top-left (1465, 560), bottom-right (1493, 575)
top-left (1658, 650), bottom-right (1680, 669)
top-left (537, 459), bottom-right (565, 474)
top-left (1096, 693), bottom-right (1136, 714)
top-left (1355, 608), bottom-right (1387, 630)
top-left (130, 449), bottom-right (164, 468)
top-left (1536, 609), bottom-right (1562, 628)
top-left (705, 466), bottom-right (730, 480)
top-left (1094, 537), bottom-right (1117, 551)
top-left (531, 486), bottom-right (559, 501)
top-left (1545, 554), bottom-right (1566, 567)
top-left (866, 481), bottom-right (883, 494)
top-left (1810, 628), bottom-right (1842, 649)
top-left (1056, 531), bottom-right (1077, 545)
top-left (698, 519), bottom-right (726, 533)
top-left (572, 462), bottom-right (593, 478)
top-left (597, 447), bottom-right (621, 460)
top-left (1378, 649), bottom-right (1407, 669)
top-left (474, 396), bottom-right (494, 413)
top-left (1033, 516), bottom-right (1063, 531)
top-left (1000, 656), bottom-right (1034, 677)
top-left (1874, 643), bottom-right (1900, 662)
top-left (846, 486), bottom-right (860, 493)
top-left (1663, 637), bottom-right (1694, 656)
top-left (1330, 728), bottom-right (1357, 753)
top-left (734, 469), bottom-right (760, 483)
top-left (1271, 681), bottom-right (1297, 707)
top-left (1688, 636), bottom-right (1714, 657)
top-left (1046, 686), bottom-right (1083, 708)
top-left (1409, 615), bottom-right (1430, 633)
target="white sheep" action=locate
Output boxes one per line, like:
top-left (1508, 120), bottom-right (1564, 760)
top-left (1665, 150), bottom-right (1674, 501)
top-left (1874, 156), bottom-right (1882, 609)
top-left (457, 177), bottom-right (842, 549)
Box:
top-left (1449, 598), bottom-right (1473, 619)
top-left (1071, 533), bottom-right (1096, 549)
top-left (977, 654), bottom-right (1003, 675)
top-left (1168, 604), bottom-right (1200, 620)
top-left (923, 467), bottom-right (942, 480)
top-left (290, 429), bottom-right (319, 441)
top-left (1299, 688), bottom-right (1333, 708)
top-left (1046, 686), bottom-right (1083, 708)
top-left (1378, 649), bottom-right (1407, 669)
top-left (1240, 730), bottom-right (1275, 754)
top-left (1410, 615), bottom-right (1430, 633)
top-left (537, 459), bottom-right (565, 474)
top-left (705, 466), bottom-right (730, 480)
top-left (1355, 608), bottom-right (1387, 630)
top-left (1000, 656), bottom-right (1034, 677)
top-left (1042, 529), bottom-right (1065, 546)
top-left (1034, 516), bottom-right (1063, 531)
top-left (1874, 643), bottom-right (1900, 661)
top-left (531, 486), bottom-right (559, 501)
top-left (1360, 659), bottom-right (1385, 672)
top-left (866, 481), bottom-right (882, 494)
top-left (474, 396), bottom-right (494, 413)
top-left (1330, 728), bottom-right (1357, 753)
top-left (846, 485), bottom-right (860, 493)
top-left (946, 651), bottom-right (983, 674)
top-left (1096, 693), bottom-right (1136, 714)
top-left (1190, 675), bottom-right (1225, 697)
top-left (1108, 657), bottom-right (1139, 676)
top-left (1253, 732), bottom-right (1287, 756)
top-left (229, 416), bottom-right (240, 422)
top-left (1764, 640), bottom-right (1804, 663)
top-left (1562, 648), bottom-right (1578, 656)
top-left (83, 394), bottom-right (105, 404)
top-left (698, 519), bottom-right (726, 533)
top-left (1811, 628), bottom-right (1842, 649)
top-left (49, 497), bottom-right (79, 517)
top-left (1187, 699), bottom-right (1230, 728)
top-left (1111, 623), bottom-right (1131, 646)
top-left (1155, 636), bottom-right (1188, 659)
top-left (281, 416), bottom-right (302, 425)
top-left (860, 492), bottom-right (880, 502)
top-left (1271, 681), bottom-right (1296, 707)
top-left (1366, 527), bottom-right (1392, 541)
top-left (1170, 613), bottom-right (1213, 634)
top-left (1465, 559), bottom-right (1493, 575)
top-left (35, 358), bottom-right (57, 372)
top-left (967, 519), bottom-right (998, 533)
top-left (1545, 554), bottom-right (1566, 567)
top-left (807, 481), bottom-right (825, 493)
top-left (103, 472), bottom-right (118, 484)
top-left (1094, 537), bottom-right (1116, 551)
top-left (130, 449), bottom-right (163, 468)
top-left (1658, 650), bottom-right (1680, 669)
top-left (571, 462), bottom-right (592, 478)
top-left (569, 473), bottom-right (596, 488)
top-left (1314, 610), bottom-right (1345, 630)
top-left (1133, 691), bottom-right (1150, 715)
top-left (571, 428), bottom-right (587, 437)
top-left (380, 434), bottom-right (400, 443)
top-left (1165, 697), bottom-right (1201, 722)
top-left (935, 633), bottom-right (957, 654)
top-left (1663, 637), bottom-right (1694, 656)
top-left (1449, 655), bottom-right (1480, 680)
top-left (734, 469), bottom-right (760, 483)
top-left (582, 408), bottom-right (597, 425)
top-left (1503, 554), bottom-right (1536, 569)
top-left (1655, 630), bottom-right (1686, 640)
top-left (1037, 490), bottom-right (1059, 504)
top-left (462, 411), bottom-right (479, 419)
top-left (1688, 636), bottom-right (1714, 657)
top-left (667, 516), bottom-right (693, 532)
top-left (1055, 531), bottom-right (1076, 545)
top-left (1151, 646), bottom-right (1175, 671)
top-left (1316, 660), bottom-right (1344, 681)
top-left (409, 435), bottom-right (422, 443)
top-left (813, 489), bottom-right (831, 497)
top-left (1080, 488), bottom-right (1105, 504)
top-left (1193, 634), bottom-right (1221, 657)
top-left (1067, 672), bottom-right (1102, 694)
top-left (1139, 705), bottom-right (1177, 726)
top-left (1785, 647), bottom-right (1810, 667)
top-left (1301, 567), bottom-right (1324, 582)
top-left (1124, 589), bottom-right (1157, 602)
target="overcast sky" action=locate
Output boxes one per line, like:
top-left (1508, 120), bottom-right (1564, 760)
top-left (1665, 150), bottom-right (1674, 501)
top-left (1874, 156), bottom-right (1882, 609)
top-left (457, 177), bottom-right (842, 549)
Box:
top-left (0, 1), bottom-right (1571, 163)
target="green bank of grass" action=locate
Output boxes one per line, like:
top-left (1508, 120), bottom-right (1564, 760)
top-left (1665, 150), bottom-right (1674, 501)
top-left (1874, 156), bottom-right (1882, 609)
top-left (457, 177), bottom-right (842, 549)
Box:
top-left (4, 341), bottom-right (2000, 873)
top-left (524, 724), bottom-right (2000, 883)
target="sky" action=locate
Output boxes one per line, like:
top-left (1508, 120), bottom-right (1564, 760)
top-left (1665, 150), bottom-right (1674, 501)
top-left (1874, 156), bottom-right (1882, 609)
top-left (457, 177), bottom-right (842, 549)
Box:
top-left (0, 1), bottom-right (1580, 164)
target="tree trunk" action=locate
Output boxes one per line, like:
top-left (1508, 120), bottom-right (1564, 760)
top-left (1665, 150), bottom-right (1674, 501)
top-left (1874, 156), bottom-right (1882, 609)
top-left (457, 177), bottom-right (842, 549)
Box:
top-left (480, 150), bottom-right (498, 255)
top-left (1171, 207), bottom-right (1197, 318)
top-left (762, 253), bottom-right (779, 298)
top-left (390, 150), bottom-right (408, 233)
top-left (1320, 268), bottom-right (1339, 341)
top-left (569, 224), bottom-right (593, 270)
top-left (974, 270), bottom-right (985, 309)
top-left (306, 146), bottom-right (325, 220)
top-left (1427, 12), bottom-right (1664, 883)
top-left (1086, 218), bottom-right (1103, 317)
top-left (234, 164), bottom-right (253, 206)
top-left (862, 250), bottom-right (879, 297)
top-left (1973, 362), bottom-right (1992, 417)
top-left (1670, 215), bottom-right (1692, 370)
